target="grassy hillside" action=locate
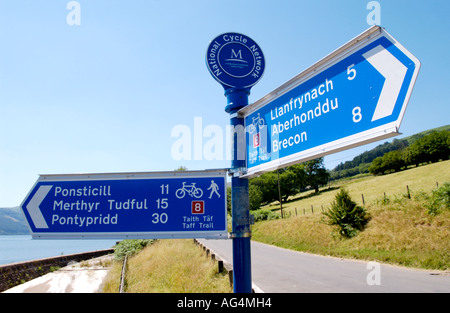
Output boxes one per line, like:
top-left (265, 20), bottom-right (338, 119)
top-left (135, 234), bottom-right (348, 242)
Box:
top-left (330, 124), bottom-right (449, 179)
top-left (404, 124), bottom-right (450, 145)
top-left (272, 160), bottom-right (450, 215)
top-left (253, 160), bottom-right (450, 270)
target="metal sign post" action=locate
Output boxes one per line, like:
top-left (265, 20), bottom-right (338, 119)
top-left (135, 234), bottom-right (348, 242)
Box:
top-left (206, 32), bottom-right (265, 293)
top-left (226, 87), bottom-right (252, 293)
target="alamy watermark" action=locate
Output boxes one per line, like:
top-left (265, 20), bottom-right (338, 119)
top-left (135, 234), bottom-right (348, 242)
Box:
top-left (366, 261), bottom-right (381, 286)
top-left (170, 117), bottom-right (249, 162)
top-left (66, 1), bottom-right (81, 26)
top-left (367, 1), bottom-right (381, 26)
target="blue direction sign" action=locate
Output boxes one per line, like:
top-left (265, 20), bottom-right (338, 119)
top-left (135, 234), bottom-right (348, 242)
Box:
top-left (240, 26), bottom-right (420, 177)
top-left (20, 170), bottom-right (228, 239)
top-left (206, 32), bottom-right (265, 89)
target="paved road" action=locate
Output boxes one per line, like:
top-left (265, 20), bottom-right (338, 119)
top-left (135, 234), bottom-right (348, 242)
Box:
top-left (198, 239), bottom-right (450, 293)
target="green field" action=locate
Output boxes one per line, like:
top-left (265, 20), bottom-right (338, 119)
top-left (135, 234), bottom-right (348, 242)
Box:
top-left (270, 160), bottom-right (450, 215)
top-left (252, 160), bottom-right (450, 270)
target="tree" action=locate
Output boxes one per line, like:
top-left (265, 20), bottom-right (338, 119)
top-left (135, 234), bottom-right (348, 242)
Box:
top-left (249, 158), bottom-right (329, 206)
top-left (382, 150), bottom-right (405, 173)
top-left (322, 188), bottom-right (370, 238)
top-left (250, 170), bottom-right (299, 204)
top-left (405, 136), bottom-right (427, 166)
top-left (419, 131), bottom-right (450, 163)
top-left (249, 184), bottom-right (263, 210)
top-left (278, 169), bottom-right (299, 202)
top-left (368, 156), bottom-right (384, 175)
top-left (369, 150), bottom-right (406, 175)
top-left (250, 173), bottom-right (279, 204)
top-left (303, 158), bottom-right (329, 193)
top-left (289, 164), bottom-right (307, 190)
top-left (405, 131), bottom-right (450, 166)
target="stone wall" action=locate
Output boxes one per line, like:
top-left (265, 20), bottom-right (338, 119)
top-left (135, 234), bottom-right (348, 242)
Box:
top-left (0, 249), bottom-right (114, 292)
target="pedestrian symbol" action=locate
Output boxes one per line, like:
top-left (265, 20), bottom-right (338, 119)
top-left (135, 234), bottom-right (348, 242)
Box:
top-left (207, 180), bottom-right (221, 199)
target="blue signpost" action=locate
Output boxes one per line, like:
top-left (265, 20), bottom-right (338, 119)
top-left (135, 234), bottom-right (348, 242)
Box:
top-left (240, 26), bottom-right (420, 177)
top-left (207, 32), bottom-right (265, 293)
top-left (20, 170), bottom-right (228, 239)
top-left (206, 27), bottom-right (419, 293)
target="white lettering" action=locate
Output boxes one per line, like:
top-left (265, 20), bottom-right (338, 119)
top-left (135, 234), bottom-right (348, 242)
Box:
top-left (223, 34), bottom-right (247, 44)
top-left (270, 79), bottom-right (334, 122)
top-left (270, 98), bottom-right (338, 136)
top-left (53, 185), bottom-right (111, 197)
top-left (272, 132), bottom-right (307, 152)
top-left (51, 214), bottom-right (118, 227)
top-left (231, 49), bottom-right (243, 60)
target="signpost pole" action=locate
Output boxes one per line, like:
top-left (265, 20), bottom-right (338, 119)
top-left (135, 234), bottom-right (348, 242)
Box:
top-left (206, 32), bottom-right (265, 293)
top-left (225, 87), bottom-right (252, 293)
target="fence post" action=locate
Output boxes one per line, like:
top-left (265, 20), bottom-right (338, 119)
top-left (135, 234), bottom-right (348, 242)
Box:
top-left (119, 255), bottom-right (128, 293)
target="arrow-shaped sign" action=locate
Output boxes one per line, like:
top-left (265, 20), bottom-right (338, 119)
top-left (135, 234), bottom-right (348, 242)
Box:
top-left (240, 26), bottom-right (420, 177)
top-left (20, 170), bottom-right (228, 239)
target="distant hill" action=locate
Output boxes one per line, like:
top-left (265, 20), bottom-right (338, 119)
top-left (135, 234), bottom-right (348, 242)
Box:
top-left (330, 125), bottom-right (450, 180)
top-left (403, 125), bottom-right (450, 145)
top-left (0, 207), bottom-right (29, 235)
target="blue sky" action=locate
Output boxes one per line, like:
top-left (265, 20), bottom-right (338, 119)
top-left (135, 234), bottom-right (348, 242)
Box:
top-left (1, 0), bottom-right (449, 207)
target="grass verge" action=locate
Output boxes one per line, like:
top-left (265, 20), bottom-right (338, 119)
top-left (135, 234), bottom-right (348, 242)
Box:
top-left (102, 239), bottom-right (232, 293)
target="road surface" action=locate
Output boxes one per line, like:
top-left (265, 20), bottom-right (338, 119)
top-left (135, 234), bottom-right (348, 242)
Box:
top-left (198, 238), bottom-right (450, 293)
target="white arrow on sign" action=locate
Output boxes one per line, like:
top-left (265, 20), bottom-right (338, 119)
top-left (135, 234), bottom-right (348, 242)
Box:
top-left (363, 44), bottom-right (408, 122)
top-left (26, 185), bottom-right (52, 229)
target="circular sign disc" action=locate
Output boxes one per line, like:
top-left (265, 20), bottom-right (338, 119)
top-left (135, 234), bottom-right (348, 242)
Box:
top-left (206, 33), bottom-right (265, 89)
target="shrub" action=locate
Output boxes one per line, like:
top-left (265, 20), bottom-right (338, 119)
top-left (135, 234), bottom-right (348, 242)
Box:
top-left (322, 188), bottom-right (370, 238)
top-left (113, 239), bottom-right (155, 260)
top-left (252, 209), bottom-right (280, 222)
top-left (426, 182), bottom-right (450, 215)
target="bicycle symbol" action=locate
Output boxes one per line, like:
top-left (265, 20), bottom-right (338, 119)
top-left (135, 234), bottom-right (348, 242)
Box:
top-left (175, 182), bottom-right (203, 199)
top-left (248, 113), bottom-right (265, 134)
